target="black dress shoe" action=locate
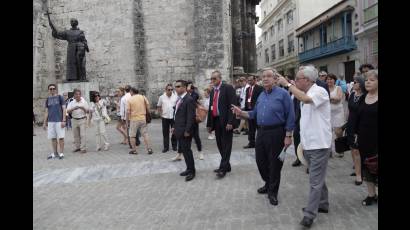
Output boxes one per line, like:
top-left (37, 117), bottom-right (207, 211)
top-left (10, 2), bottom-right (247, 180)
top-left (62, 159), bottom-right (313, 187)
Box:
top-left (243, 144), bottom-right (255, 149)
top-left (162, 149), bottom-right (169, 153)
top-left (355, 180), bottom-right (363, 185)
top-left (172, 147), bottom-right (178, 151)
top-left (180, 170), bottom-right (190, 176)
top-left (350, 172), bottom-right (356, 176)
top-left (185, 173), bottom-right (195, 181)
top-left (300, 216), bottom-right (313, 228)
top-left (292, 159), bottom-right (301, 167)
top-left (242, 131), bottom-right (249, 135)
top-left (268, 195), bottom-right (278, 206)
top-left (257, 185), bottom-right (268, 194)
top-left (216, 171), bottom-right (226, 178)
top-left (213, 168), bottom-right (221, 173)
top-left (233, 130), bottom-right (241, 134)
top-left (302, 207), bottom-right (328, 214)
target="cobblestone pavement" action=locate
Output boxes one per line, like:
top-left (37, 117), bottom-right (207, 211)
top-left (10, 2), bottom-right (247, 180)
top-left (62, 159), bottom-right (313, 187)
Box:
top-left (33, 119), bottom-right (378, 230)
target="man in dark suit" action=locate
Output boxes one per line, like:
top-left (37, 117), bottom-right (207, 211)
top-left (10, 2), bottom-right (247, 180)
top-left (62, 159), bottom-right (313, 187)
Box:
top-left (244, 75), bottom-right (264, 148)
top-left (187, 82), bottom-right (203, 159)
top-left (172, 80), bottom-right (196, 181)
top-left (206, 70), bottom-right (238, 178)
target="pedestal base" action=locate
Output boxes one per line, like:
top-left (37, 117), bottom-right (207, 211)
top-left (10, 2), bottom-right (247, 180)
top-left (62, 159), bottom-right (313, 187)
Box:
top-left (58, 81), bottom-right (99, 102)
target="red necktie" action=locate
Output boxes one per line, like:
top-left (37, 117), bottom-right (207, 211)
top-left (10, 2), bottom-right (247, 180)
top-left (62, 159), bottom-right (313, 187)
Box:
top-left (212, 89), bottom-right (219, 117)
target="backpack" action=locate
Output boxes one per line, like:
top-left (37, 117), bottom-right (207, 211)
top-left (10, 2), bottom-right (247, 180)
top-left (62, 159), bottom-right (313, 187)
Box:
top-left (195, 104), bottom-right (208, 123)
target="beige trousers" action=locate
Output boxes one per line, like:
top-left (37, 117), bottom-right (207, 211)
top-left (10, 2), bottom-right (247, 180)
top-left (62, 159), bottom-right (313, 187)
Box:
top-left (94, 119), bottom-right (109, 148)
top-left (72, 118), bottom-right (87, 151)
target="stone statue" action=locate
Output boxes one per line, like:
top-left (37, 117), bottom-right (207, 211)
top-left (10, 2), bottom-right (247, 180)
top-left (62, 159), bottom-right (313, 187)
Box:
top-left (46, 11), bottom-right (89, 81)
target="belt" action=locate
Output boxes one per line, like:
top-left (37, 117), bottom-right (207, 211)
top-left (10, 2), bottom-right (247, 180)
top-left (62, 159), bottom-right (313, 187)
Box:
top-left (72, 117), bottom-right (86, 120)
top-left (257, 124), bottom-right (284, 131)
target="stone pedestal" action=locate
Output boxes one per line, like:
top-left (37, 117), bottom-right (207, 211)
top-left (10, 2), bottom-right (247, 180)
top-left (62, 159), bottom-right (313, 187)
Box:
top-left (58, 81), bottom-right (100, 102)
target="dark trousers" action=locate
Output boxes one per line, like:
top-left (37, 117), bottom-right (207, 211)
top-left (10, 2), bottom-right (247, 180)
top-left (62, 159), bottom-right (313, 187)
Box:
top-left (192, 123), bottom-right (202, 151)
top-left (255, 127), bottom-right (285, 196)
top-left (293, 125), bottom-right (301, 160)
top-left (179, 136), bottom-right (195, 173)
top-left (248, 118), bottom-right (257, 146)
top-left (213, 117), bottom-right (233, 171)
top-left (162, 118), bottom-right (177, 150)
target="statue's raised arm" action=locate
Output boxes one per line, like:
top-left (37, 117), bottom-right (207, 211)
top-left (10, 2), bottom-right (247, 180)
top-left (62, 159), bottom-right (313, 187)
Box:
top-left (45, 10), bottom-right (67, 40)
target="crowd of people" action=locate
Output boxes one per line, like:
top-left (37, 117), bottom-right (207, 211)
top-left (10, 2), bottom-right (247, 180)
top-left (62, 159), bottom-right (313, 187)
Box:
top-left (40, 63), bottom-right (377, 228)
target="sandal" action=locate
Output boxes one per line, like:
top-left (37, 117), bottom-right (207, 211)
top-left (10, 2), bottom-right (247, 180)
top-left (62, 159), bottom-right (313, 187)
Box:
top-left (147, 148), bottom-right (153, 155)
top-left (362, 196), bottom-right (377, 206)
top-left (129, 150), bottom-right (138, 155)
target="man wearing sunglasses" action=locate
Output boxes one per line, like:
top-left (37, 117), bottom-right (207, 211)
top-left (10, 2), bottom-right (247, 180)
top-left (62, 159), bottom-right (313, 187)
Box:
top-left (206, 70), bottom-right (238, 179)
top-left (43, 84), bottom-right (67, 160)
top-left (157, 84), bottom-right (178, 153)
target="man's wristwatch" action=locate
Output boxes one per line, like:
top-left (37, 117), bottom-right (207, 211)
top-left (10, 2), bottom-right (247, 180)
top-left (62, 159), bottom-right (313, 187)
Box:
top-left (286, 83), bottom-right (293, 88)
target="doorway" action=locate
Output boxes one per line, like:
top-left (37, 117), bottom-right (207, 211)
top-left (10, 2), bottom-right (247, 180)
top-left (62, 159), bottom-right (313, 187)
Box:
top-left (344, 61), bottom-right (355, 83)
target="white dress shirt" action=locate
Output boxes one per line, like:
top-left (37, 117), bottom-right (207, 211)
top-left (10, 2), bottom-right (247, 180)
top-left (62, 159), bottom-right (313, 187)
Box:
top-left (67, 98), bottom-right (89, 119)
top-left (157, 92), bottom-right (178, 119)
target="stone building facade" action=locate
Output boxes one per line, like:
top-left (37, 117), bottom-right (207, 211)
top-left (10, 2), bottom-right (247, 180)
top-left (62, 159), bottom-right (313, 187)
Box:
top-left (256, 0), bottom-right (340, 76)
top-left (33, 0), bottom-right (259, 118)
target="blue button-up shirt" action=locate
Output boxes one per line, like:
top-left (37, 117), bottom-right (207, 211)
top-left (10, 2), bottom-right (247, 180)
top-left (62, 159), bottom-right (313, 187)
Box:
top-left (248, 87), bottom-right (295, 131)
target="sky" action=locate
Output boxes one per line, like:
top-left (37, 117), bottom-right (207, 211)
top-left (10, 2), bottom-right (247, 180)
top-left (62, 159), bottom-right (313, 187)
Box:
top-left (255, 4), bottom-right (262, 44)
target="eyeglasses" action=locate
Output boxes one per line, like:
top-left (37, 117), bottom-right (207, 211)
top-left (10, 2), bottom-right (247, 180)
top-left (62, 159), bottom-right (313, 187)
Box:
top-left (167, 89), bottom-right (173, 91)
top-left (295, 77), bottom-right (307, 81)
top-left (175, 85), bottom-right (181, 88)
top-left (49, 88), bottom-right (56, 90)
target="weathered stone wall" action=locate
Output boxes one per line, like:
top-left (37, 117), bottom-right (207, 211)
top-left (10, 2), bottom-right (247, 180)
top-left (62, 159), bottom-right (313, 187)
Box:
top-left (34, 0), bottom-right (233, 116)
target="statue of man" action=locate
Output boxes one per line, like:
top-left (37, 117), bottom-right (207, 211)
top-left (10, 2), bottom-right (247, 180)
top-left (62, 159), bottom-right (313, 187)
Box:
top-left (46, 11), bottom-right (89, 81)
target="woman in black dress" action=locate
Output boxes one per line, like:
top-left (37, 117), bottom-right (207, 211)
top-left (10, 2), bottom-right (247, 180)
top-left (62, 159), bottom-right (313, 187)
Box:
top-left (346, 75), bottom-right (366, 185)
top-left (354, 69), bottom-right (378, 206)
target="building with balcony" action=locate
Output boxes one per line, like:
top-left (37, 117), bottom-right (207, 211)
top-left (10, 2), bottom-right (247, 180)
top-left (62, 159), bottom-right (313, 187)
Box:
top-left (256, 0), bottom-right (340, 77)
top-left (296, 0), bottom-right (360, 83)
top-left (354, 0), bottom-right (378, 67)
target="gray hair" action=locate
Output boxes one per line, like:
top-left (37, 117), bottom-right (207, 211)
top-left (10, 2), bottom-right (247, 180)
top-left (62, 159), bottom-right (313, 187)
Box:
top-left (299, 65), bottom-right (318, 82)
top-left (364, 69), bottom-right (378, 79)
top-left (261, 67), bottom-right (277, 76)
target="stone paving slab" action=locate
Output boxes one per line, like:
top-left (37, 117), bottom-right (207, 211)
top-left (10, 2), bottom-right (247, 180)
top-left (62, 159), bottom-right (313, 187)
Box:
top-left (33, 119), bottom-right (378, 230)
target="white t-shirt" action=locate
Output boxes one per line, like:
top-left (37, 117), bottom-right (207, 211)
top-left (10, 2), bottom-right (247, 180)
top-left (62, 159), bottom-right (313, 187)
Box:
top-left (300, 84), bottom-right (332, 150)
top-left (120, 93), bottom-right (132, 120)
top-left (157, 93), bottom-right (178, 119)
top-left (67, 98), bottom-right (89, 119)
top-left (90, 100), bottom-right (108, 121)
top-left (239, 84), bottom-right (250, 109)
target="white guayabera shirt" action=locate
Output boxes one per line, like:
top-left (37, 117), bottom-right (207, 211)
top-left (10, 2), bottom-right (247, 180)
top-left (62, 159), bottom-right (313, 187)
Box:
top-left (300, 84), bottom-right (332, 150)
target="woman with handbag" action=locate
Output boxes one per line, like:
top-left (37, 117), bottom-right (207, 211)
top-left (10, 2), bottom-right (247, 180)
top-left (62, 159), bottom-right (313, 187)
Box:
top-left (354, 70), bottom-right (378, 206)
top-left (346, 75), bottom-right (366, 185)
top-left (89, 92), bottom-right (110, 151)
top-left (327, 73), bottom-right (346, 157)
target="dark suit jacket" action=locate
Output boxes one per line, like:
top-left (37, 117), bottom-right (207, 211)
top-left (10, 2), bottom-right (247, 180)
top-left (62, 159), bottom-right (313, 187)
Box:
top-left (206, 83), bottom-right (238, 130)
top-left (244, 84), bottom-right (263, 111)
top-left (190, 91), bottom-right (200, 103)
top-left (316, 79), bottom-right (330, 96)
top-left (173, 94), bottom-right (196, 139)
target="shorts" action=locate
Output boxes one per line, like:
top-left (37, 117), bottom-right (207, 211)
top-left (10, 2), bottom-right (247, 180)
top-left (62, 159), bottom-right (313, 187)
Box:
top-left (48, 122), bottom-right (65, 139)
top-left (129, 120), bottom-right (147, 138)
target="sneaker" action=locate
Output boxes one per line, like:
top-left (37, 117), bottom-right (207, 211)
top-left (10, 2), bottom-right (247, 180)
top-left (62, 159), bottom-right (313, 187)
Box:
top-left (171, 153), bottom-right (183, 161)
top-left (199, 153), bottom-right (204, 160)
top-left (58, 153), bottom-right (64, 159)
top-left (208, 135), bottom-right (215, 140)
top-left (104, 143), bottom-right (110, 151)
top-left (47, 153), bottom-right (56, 160)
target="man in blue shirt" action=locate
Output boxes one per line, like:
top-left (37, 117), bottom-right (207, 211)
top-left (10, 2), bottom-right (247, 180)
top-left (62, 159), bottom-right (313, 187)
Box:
top-left (232, 68), bottom-right (295, 206)
top-left (43, 84), bottom-right (67, 160)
